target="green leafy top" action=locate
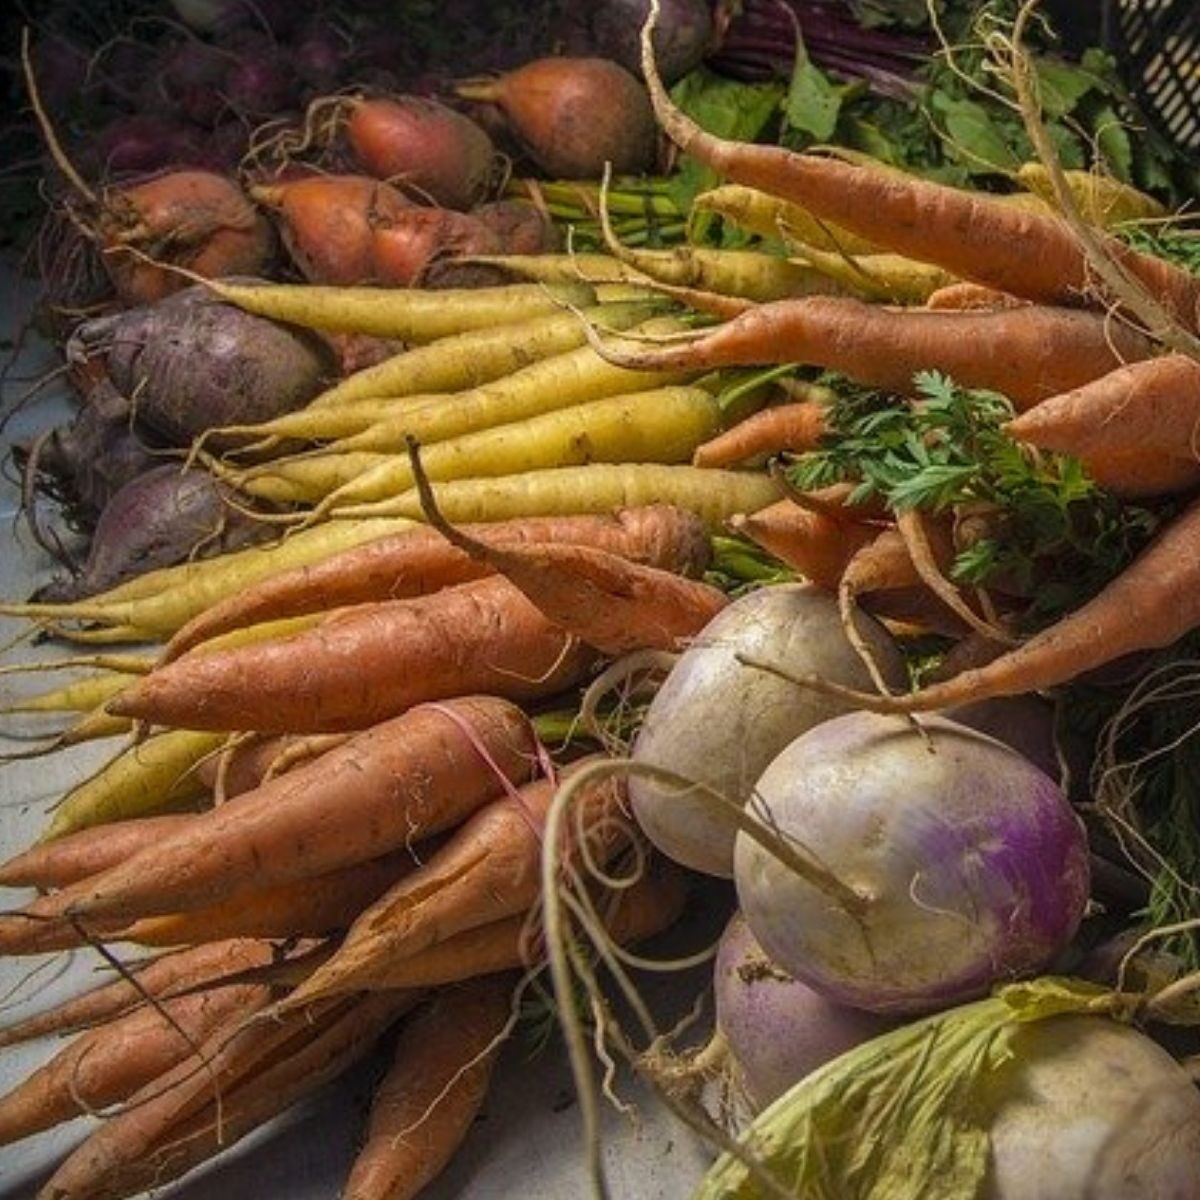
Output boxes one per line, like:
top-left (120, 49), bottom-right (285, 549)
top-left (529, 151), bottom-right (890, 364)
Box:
top-left (694, 978), bottom-right (1131, 1200)
top-left (785, 371), bottom-right (1160, 621)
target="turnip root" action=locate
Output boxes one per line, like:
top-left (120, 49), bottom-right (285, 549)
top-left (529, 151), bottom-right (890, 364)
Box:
top-left (629, 584), bottom-right (905, 877)
top-left (714, 912), bottom-right (895, 1110)
top-left (697, 981), bottom-right (1200, 1200)
top-left (72, 284), bottom-right (336, 445)
top-left (981, 1015), bottom-right (1200, 1199)
top-left (735, 713), bottom-right (1090, 1014)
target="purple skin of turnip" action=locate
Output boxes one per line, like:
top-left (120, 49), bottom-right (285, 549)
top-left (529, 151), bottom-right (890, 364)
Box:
top-left (734, 713), bottom-right (1090, 1014)
top-left (714, 911), bottom-right (896, 1110)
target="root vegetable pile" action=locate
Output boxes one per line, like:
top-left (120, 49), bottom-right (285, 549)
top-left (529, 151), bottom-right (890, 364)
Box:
top-left (5, 0), bottom-right (1200, 1197)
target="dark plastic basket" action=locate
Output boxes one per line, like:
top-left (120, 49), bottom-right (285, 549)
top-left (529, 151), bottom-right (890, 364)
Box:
top-left (1102, 0), bottom-right (1200, 153)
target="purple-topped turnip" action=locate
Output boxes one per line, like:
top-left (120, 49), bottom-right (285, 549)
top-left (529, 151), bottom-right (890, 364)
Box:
top-left (734, 712), bottom-right (1090, 1014)
top-left (714, 911), bottom-right (895, 1110)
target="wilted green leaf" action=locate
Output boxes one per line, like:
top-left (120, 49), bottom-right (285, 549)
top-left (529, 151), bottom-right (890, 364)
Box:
top-left (666, 68), bottom-right (784, 210)
top-left (786, 58), bottom-right (842, 141)
top-left (695, 980), bottom-right (1126, 1200)
top-left (935, 96), bottom-right (1020, 174)
top-left (1034, 57), bottom-right (1098, 118)
top-left (1092, 104), bottom-right (1133, 180)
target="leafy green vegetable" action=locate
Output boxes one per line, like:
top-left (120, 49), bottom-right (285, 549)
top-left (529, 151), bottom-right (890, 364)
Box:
top-left (785, 372), bottom-right (1160, 622)
top-left (785, 36), bottom-right (845, 141)
top-left (695, 979), bottom-right (1130, 1200)
top-left (667, 69), bottom-right (785, 211)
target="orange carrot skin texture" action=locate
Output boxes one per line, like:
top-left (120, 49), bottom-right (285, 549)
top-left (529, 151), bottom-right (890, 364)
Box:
top-left (1070, 447), bottom-right (1200, 500)
top-left (288, 765), bottom-right (627, 1003)
top-left (925, 282), bottom-right (1028, 311)
top-left (0, 938), bottom-right (284, 1049)
top-left (344, 977), bottom-right (512, 1200)
top-left (36, 990), bottom-right (416, 1200)
top-left (194, 733), bottom-right (350, 798)
top-left (121, 849), bottom-right (418, 946)
top-left (110, 576), bottom-right (598, 733)
top-left (476, 540), bottom-right (729, 655)
top-left (162, 505), bottom-right (711, 661)
top-left (66, 696), bottom-right (541, 922)
top-left (693, 400), bottom-right (828, 467)
top-left (601, 296), bottom-right (1156, 411)
top-left (1007, 354), bottom-right (1200, 461)
top-left (0, 814), bottom-right (197, 890)
top-left (729, 501), bottom-right (877, 589)
top-left (837, 491), bottom-right (1200, 713)
top-left (359, 858), bottom-right (689, 990)
top-left (0, 980), bottom-right (268, 1145)
top-left (642, 58), bottom-right (1200, 326)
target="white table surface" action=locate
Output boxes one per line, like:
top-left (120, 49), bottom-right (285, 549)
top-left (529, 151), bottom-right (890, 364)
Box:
top-left (0, 264), bottom-right (722, 1200)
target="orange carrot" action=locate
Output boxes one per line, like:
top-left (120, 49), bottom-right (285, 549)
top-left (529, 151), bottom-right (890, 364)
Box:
top-left (728, 500), bottom-right (877, 589)
top-left (121, 849), bottom-right (418, 946)
top-left (0, 979), bottom-right (269, 1145)
top-left (407, 444), bottom-right (728, 656)
top-left (638, 14), bottom-right (1200, 328)
top-left (62, 696), bottom-right (541, 922)
top-left (161, 505), bottom-right (712, 662)
top-left (0, 814), bottom-right (197, 891)
top-left (282, 763), bottom-right (628, 1005)
top-left (588, 296), bottom-right (1156, 411)
top-left (1006, 354), bottom-right (1200, 463)
top-left (335, 857), bottom-right (689, 992)
top-left (110, 576), bottom-right (598, 733)
top-left (0, 938), bottom-right (289, 1049)
top-left (759, 491), bottom-right (1200, 713)
top-left (36, 990), bottom-right (417, 1200)
top-left (194, 733), bottom-right (350, 799)
top-left (693, 399), bottom-right (828, 468)
top-left (925, 281), bottom-right (1028, 311)
top-left (1071, 449), bottom-right (1200, 499)
top-left (344, 977), bottom-right (513, 1200)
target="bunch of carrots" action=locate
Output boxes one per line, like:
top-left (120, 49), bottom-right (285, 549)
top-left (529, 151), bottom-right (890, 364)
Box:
top-left (0, 460), bottom-right (745, 1194)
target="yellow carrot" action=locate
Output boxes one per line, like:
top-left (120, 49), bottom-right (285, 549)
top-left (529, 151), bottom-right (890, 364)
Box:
top-left (333, 463), bottom-right (783, 527)
top-left (689, 183), bottom-right (881, 254)
top-left (304, 299), bottom-right (666, 409)
top-left (0, 518), bottom-right (415, 636)
top-left (204, 278), bottom-right (598, 339)
top-left (40, 729), bottom-right (226, 842)
top-left (315, 386), bottom-right (724, 513)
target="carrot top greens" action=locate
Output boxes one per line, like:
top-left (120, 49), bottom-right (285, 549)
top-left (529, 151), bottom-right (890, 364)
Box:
top-left (786, 370), bottom-right (1161, 623)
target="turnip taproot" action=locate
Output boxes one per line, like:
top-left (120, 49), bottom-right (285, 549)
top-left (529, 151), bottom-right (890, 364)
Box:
top-left (714, 912), bottom-right (895, 1110)
top-left (629, 584), bottom-right (905, 877)
top-left (735, 713), bottom-right (1089, 1013)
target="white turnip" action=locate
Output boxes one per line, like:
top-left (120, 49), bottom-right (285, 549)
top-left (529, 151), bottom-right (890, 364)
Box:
top-left (697, 983), bottom-right (1200, 1199)
top-left (629, 583), bottom-right (905, 877)
top-left (734, 712), bottom-right (1090, 1014)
